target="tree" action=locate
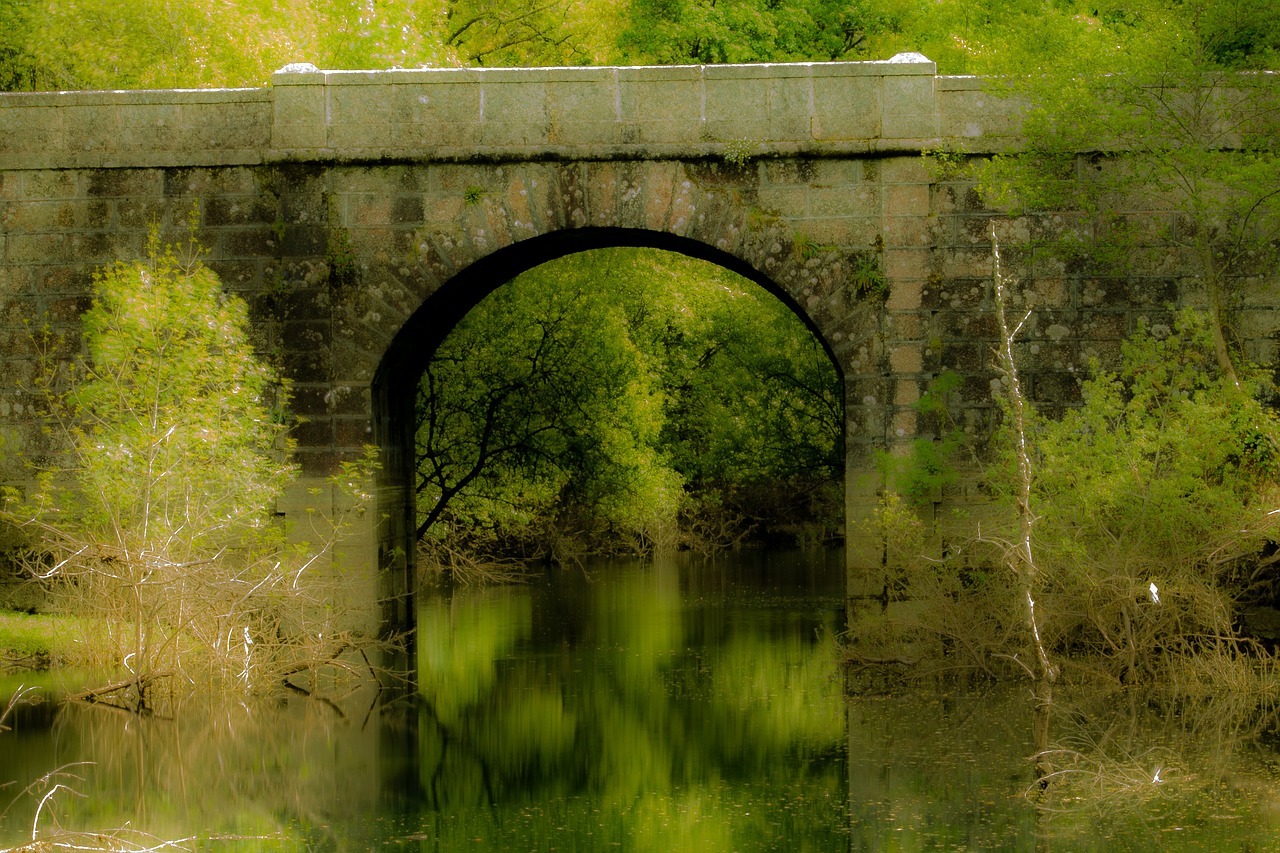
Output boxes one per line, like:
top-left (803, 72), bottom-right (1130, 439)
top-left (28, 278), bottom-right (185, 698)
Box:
top-left (414, 248), bottom-right (843, 569)
top-left (0, 0), bottom-right (612, 91)
top-left (415, 252), bottom-right (683, 564)
top-left (4, 233), bottom-right (374, 709)
top-left (653, 272), bottom-right (843, 543)
top-left (864, 0), bottom-right (1280, 683)
top-left (972, 0), bottom-right (1280, 386)
top-left (615, 0), bottom-right (901, 65)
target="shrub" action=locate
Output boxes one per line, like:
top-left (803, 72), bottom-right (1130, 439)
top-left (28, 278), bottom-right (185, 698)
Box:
top-left (3, 234), bottom-right (376, 710)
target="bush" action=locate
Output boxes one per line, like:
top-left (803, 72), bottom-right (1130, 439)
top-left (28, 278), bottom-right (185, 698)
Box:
top-left (849, 310), bottom-right (1280, 686)
top-left (2, 234), bottom-right (377, 710)
top-left (1025, 310), bottom-right (1280, 681)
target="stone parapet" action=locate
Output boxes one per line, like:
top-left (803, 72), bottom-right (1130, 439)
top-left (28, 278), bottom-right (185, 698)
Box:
top-left (0, 88), bottom-right (271, 170)
top-left (0, 56), bottom-right (984, 171)
top-left (271, 57), bottom-right (945, 163)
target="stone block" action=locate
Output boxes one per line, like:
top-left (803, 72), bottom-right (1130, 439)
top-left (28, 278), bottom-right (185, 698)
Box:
top-left (271, 74), bottom-right (329, 150)
top-left (7, 233), bottom-right (65, 263)
top-left (811, 75), bottom-right (879, 140)
top-left (4, 199), bottom-right (111, 232)
top-left (334, 416), bottom-right (374, 447)
top-left (22, 171), bottom-right (79, 201)
top-left (766, 75), bottom-right (814, 141)
top-left (67, 231), bottom-right (127, 263)
top-left (86, 167), bottom-right (165, 199)
top-left (584, 161), bottom-right (620, 228)
top-left (810, 185), bottom-right (878, 218)
top-left (796, 216), bottom-right (880, 248)
top-left (548, 75), bottom-right (619, 146)
top-left (884, 183), bottom-right (929, 217)
top-left (414, 87), bottom-right (483, 150)
top-left (618, 66), bottom-right (703, 146)
top-left (883, 74), bottom-right (938, 135)
top-left (891, 408), bottom-right (918, 439)
top-left (941, 247), bottom-right (995, 279)
top-left (763, 160), bottom-right (812, 185)
top-left (1029, 370), bottom-right (1083, 405)
top-left (883, 247), bottom-right (928, 282)
top-left (220, 226), bottom-right (277, 259)
top-left (882, 215), bottom-right (930, 248)
top-left (465, 196), bottom-right (514, 253)
top-left (808, 160), bottom-right (863, 187)
top-left (704, 76), bottom-right (770, 143)
top-left (640, 162), bottom-right (680, 233)
top-left (348, 194), bottom-right (394, 228)
top-left (757, 185), bottom-right (806, 217)
top-left (894, 380), bottom-right (921, 406)
top-left (481, 81), bottom-right (550, 146)
top-left (890, 344), bottom-right (923, 373)
top-left (203, 194), bottom-right (275, 227)
top-left (880, 157), bottom-right (932, 185)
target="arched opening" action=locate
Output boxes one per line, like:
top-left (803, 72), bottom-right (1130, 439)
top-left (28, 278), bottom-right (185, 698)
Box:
top-left (371, 228), bottom-right (846, 630)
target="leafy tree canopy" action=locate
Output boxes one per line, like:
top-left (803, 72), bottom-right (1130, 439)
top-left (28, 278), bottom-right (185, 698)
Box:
top-left (614, 0), bottom-right (904, 65)
top-left (415, 248), bottom-right (842, 563)
top-left (8, 0), bottom-right (1278, 91)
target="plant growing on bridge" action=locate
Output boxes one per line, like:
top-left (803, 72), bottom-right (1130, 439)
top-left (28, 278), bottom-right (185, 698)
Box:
top-left (971, 2), bottom-right (1280, 389)
top-left (2, 233), bottom-right (376, 711)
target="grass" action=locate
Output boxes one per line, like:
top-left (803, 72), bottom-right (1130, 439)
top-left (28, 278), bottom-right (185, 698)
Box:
top-left (0, 609), bottom-right (84, 671)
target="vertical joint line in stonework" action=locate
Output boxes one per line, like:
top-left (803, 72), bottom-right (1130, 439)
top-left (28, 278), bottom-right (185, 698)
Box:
top-left (324, 76), bottom-right (332, 147)
top-left (698, 67), bottom-right (706, 125)
top-left (613, 68), bottom-right (621, 122)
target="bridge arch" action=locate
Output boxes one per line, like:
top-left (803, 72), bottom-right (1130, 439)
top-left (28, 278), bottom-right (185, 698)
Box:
top-left (366, 201), bottom-right (874, 631)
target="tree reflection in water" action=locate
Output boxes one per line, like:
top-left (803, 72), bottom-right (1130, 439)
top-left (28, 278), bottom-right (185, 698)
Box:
top-left (411, 554), bottom-right (849, 850)
top-left (10, 551), bottom-right (1280, 850)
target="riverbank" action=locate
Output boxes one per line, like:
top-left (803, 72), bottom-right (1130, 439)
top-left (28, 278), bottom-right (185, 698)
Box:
top-left (0, 609), bottom-right (82, 671)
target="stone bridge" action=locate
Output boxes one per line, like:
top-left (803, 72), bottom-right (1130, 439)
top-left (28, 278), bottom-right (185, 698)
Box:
top-left (1, 55), bottom-right (1267, 633)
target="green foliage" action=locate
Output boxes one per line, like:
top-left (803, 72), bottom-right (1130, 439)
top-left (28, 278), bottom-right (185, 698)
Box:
top-left (2, 234), bottom-right (376, 706)
top-left (1031, 311), bottom-right (1280, 571)
top-left (416, 252), bottom-right (686, 561)
top-left (415, 248), bottom-right (842, 564)
top-left (988, 310), bottom-right (1280, 681)
top-left (615, 0), bottom-right (902, 65)
top-left (922, 146), bottom-right (968, 182)
top-left (642, 253), bottom-right (843, 544)
top-left (413, 564), bottom-right (847, 847)
top-left (876, 370), bottom-right (965, 506)
top-left (36, 233), bottom-right (297, 553)
top-left (721, 138), bottom-right (760, 169)
top-left (0, 610), bottom-right (80, 668)
top-left (325, 226), bottom-right (359, 289)
top-left (0, 0), bottom-right (613, 90)
top-left (6, 0), bottom-right (1278, 93)
top-left (866, 0), bottom-right (1153, 76)
top-left (462, 185), bottom-right (486, 205)
top-left (849, 246), bottom-right (887, 299)
top-left (968, 1), bottom-right (1280, 386)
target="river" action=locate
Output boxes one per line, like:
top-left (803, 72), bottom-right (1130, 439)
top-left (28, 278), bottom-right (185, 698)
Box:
top-left (3, 550), bottom-right (1280, 850)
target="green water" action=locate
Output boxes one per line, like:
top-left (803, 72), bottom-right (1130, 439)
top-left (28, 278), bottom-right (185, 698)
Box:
top-left (4, 551), bottom-right (1280, 851)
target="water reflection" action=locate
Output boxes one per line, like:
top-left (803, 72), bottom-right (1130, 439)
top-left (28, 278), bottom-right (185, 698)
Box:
top-left (8, 551), bottom-right (1280, 850)
top-left (0, 551), bottom-right (849, 851)
top-left (408, 553), bottom-right (849, 850)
